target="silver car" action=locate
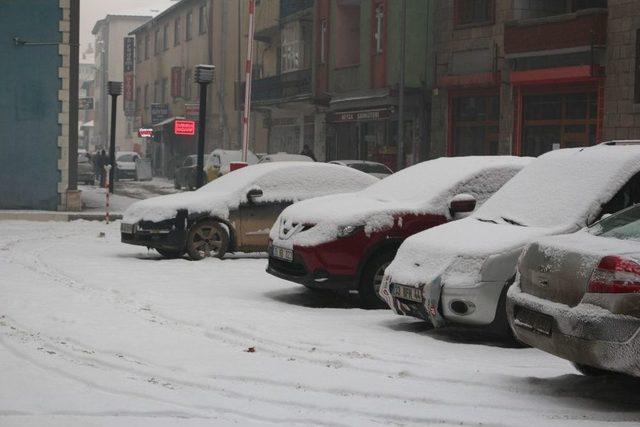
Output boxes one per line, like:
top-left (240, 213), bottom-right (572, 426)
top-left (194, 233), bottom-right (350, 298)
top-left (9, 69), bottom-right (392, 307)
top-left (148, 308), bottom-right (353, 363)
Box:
top-left (508, 205), bottom-right (640, 377)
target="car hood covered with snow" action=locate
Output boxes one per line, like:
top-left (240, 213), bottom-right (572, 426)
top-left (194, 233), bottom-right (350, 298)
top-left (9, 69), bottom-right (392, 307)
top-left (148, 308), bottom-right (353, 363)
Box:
top-left (385, 144), bottom-right (640, 288)
top-left (123, 162), bottom-right (377, 223)
top-left (270, 156), bottom-right (530, 248)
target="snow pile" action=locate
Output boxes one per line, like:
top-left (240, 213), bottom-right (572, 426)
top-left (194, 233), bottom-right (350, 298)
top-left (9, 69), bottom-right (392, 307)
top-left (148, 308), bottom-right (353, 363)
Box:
top-left (123, 163), bottom-right (377, 223)
top-left (270, 156), bottom-right (530, 248)
top-left (385, 145), bottom-right (640, 288)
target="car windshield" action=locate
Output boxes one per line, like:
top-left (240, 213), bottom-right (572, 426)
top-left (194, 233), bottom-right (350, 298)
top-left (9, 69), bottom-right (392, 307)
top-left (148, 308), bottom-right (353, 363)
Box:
top-left (588, 205), bottom-right (640, 242)
top-left (118, 154), bottom-right (136, 162)
top-left (348, 163), bottom-right (392, 174)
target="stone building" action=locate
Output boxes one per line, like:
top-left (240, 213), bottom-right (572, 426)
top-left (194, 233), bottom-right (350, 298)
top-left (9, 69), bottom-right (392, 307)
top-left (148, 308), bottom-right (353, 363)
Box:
top-left (0, 0), bottom-right (81, 210)
top-left (428, 0), bottom-right (638, 159)
top-left (131, 0), bottom-right (249, 176)
top-left (92, 12), bottom-right (157, 153)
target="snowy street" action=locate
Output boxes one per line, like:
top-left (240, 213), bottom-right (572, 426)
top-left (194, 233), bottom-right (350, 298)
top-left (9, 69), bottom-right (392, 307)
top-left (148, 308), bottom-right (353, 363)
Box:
top-left (1, 220), bottom-right (639, 426)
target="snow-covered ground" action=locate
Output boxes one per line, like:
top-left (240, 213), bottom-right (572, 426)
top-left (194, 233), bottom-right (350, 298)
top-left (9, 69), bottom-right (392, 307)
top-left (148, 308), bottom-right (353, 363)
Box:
top-left (1, 220), bottom-right (639, 426)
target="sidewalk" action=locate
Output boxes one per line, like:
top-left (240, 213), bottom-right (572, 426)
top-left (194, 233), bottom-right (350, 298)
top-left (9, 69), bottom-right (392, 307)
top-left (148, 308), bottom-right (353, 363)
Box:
top-left (0, 178), bottom-right (179, 222)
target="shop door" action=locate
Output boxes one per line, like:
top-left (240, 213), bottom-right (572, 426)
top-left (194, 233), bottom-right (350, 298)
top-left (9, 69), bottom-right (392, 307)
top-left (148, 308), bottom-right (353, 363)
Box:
top-left (522, 92), bottom-right (597, 157)
top-left (452, 95), bottom-right (499, 156)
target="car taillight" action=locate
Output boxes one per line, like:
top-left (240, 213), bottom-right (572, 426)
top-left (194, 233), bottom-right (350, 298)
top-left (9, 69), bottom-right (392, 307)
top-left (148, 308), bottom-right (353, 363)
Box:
top-left (588, 256), bottom-right (640, 294)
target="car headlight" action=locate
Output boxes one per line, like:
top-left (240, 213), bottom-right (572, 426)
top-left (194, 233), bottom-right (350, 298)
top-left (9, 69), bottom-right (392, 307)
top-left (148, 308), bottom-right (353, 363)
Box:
top-left (337, 225), bottom-right (359, 238)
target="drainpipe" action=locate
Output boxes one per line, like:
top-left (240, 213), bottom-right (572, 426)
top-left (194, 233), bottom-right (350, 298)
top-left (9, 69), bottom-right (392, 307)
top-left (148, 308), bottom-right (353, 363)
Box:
top-left (69, 0), bottom-right (80, 190)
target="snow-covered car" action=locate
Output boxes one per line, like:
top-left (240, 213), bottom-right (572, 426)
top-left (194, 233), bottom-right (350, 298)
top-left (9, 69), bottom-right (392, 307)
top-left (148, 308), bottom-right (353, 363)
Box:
top-left (258, 153), bottom-right (314, 163)
top-left (77, 152), bottom-right (95, 185)
top-left (121, 162), bottom-right (378, 260)
top-left (380, 143), bottom-right (640, 337)
top-left (205, 149), bottom-right (260, 182)
top-left (267, 156), bottom-right (530, 307)
top-left (508, 204), bottom-right (640, 377)
top-left (116, 151), bottom-right (140, 181)
top-left (328, 160), bottom-right (394, 179)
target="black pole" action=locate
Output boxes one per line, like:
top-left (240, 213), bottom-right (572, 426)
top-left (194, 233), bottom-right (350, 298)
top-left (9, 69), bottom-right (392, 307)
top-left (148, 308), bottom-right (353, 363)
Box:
top-left (109, 93), bottom-right (119, 193)
top-left (68, 0), bottom-right (80, 191)
top-left (396, 0), bottom-right (407, 171)
top-left (196, 83), bottom-right (208, 188)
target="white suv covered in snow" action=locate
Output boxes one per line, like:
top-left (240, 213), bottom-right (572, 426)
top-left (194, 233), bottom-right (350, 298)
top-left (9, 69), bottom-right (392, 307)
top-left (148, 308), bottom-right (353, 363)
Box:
top-left (380, 144), bottom-right (640, 336)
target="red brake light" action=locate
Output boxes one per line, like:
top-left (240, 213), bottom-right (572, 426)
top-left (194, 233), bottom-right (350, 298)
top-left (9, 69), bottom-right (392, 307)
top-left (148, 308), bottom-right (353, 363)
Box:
top-left (588, 256), bottom-right (640, 294)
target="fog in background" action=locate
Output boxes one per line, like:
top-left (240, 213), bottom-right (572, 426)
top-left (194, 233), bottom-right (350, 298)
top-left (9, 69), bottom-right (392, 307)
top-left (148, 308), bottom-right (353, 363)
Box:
top-left (80, 0), bottom-right (176, 61)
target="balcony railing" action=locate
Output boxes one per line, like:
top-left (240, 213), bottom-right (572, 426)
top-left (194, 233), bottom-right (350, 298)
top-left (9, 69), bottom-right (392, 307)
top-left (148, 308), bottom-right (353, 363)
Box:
top-left (242, 69), bottom-right (312, 104)
top-left (280, 0), bottom-right (314, 19)
top-left (504, 8), bottom-right (607, 55)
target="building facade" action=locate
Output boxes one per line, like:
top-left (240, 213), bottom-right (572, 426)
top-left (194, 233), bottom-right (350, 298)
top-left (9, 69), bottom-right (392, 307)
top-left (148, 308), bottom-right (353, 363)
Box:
top-left (131, 0), bottom-right (248, 176)
top-left (428, 0), bottom-right (637, 159)
top-left (0, 0), bottom-right (80, 211)
top-left (92, 13), bottom-right (154, 154)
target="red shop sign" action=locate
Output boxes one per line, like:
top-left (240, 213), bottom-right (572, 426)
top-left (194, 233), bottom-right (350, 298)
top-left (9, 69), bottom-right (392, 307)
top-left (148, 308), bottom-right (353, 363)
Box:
top-left (174, 120), bottom-right (196, 136)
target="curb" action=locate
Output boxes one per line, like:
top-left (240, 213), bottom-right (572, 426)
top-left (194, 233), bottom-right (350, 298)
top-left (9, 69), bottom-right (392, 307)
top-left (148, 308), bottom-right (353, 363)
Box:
top-left (0, 211), bottom-right (123, 222)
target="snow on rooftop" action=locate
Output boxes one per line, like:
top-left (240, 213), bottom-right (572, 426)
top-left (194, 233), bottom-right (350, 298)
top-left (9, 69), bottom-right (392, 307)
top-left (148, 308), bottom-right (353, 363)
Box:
top-left (111, 0), bottom-right (178, 18)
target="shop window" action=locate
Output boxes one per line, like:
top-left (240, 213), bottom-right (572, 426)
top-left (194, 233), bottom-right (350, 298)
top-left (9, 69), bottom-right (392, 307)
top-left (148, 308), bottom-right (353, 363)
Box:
top-left (186, 11), bottom-right (193, 41)
top-left (174, 17), bottom-right (181, 46)
top-left (522, 91), bottom-right (597, 157)
top-left (454, 0), bottom-right (494, 27)
top-left (452, 95), bottom-right (499, 156)
top-left (635, 29), bottom-right (640, 104)
top-left (571, 0), bottom-right (607, 11)
top-left (336, 0), bottom-right (361, 67)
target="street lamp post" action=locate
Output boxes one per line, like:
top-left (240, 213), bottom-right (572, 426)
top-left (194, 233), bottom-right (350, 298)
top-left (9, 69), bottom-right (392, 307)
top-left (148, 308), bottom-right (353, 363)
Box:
top-left (194, 65), bottom-right (215, 188)
top-left (107, 81), bottom-right (122, 194)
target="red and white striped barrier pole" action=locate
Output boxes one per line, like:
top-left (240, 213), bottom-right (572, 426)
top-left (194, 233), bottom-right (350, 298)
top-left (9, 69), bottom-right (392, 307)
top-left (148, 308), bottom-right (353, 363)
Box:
top-left (104, 165), bottom-right (112, 224)
top-left (241, 0), bottom-right (256, 163)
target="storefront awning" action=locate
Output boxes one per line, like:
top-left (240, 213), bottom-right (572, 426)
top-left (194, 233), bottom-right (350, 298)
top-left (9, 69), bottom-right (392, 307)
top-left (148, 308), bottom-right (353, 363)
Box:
top-left (510, 65), bottom-right (604, 86)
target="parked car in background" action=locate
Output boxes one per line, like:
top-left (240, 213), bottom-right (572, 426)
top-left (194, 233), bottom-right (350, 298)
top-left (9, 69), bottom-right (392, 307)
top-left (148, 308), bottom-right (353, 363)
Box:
top-left (380, 144), bottom-right (640, 337)
top-left (205, 149), bottom-right (260, 182)
top-left (77, 151), bottom-right (95, 185)
top-left (329, 160), bottom-right (394, 179)
top-left (267, 156), bottom-right (530, 307)
top-left (174, 155), bottom-right (198, 190)
top-left (116, 151), bottom-right (140, 181)
top-left (508, 204), bottom-right (640, 377)
top-left (121, 163), bottom-right (378, 260)
top-left (258, 153), bottom-right (314, 163)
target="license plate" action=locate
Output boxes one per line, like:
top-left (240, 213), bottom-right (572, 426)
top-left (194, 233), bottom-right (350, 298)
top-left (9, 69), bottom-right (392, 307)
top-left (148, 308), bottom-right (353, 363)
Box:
top-left (272, 245), bottom-right (293, 262)
top-left (514, 307), bottom-right (553, 336)
top-left (391, 284), bottom-right (423, 303)
top-left (121, 222), bottom-right (135, 234)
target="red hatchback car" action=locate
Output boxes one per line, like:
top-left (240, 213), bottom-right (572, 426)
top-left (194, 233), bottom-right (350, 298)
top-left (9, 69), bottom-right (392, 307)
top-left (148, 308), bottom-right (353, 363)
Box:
top-left (266, 156), bottom-right (530, 307)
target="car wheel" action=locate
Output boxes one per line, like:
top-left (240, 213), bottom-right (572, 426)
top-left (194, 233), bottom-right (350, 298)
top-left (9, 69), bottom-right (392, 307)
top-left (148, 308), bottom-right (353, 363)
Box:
top-left (156, 248), bottom-right (184, 259)
top-left (186, 220), bottom-right (229, 260)
top-left (490, 280), bottom-right (528, 346)
top-left (573, 363), bottom-right (618, 376)
top-left (359, 250), bottom-right (396, 309)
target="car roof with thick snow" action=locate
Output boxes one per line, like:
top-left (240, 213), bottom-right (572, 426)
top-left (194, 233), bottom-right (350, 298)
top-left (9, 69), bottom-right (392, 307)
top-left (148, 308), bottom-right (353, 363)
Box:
top-left (385, 144), bottom-right (640, 287)
top-left (123, 162), bottom-right (378, 223)
top-left (270, 156), bottom-right (530, 247)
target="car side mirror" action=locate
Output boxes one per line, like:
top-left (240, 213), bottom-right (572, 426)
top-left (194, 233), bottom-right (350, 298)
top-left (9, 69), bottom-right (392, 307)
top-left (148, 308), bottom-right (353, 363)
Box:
top-left (450, 193), bottom-right (477, 215)
top-left (247, 188), bottom-right (263, 201)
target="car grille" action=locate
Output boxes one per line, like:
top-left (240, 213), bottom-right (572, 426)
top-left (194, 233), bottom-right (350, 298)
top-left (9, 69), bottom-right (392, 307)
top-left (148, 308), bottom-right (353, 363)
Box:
top-left (269, 257), bottom-right (307, 278)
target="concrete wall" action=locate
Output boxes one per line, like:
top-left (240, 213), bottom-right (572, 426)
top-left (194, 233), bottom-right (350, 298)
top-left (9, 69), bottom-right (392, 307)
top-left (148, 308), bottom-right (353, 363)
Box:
top-left (0, 0), bottom-right (66, 210)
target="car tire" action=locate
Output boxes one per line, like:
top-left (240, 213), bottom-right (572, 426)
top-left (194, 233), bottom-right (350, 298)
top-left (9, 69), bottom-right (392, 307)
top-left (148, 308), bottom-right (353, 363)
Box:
top-left (186, 220), bottom-right (229, 260)
top-left (359, 250), bottom-right (396, 309)
top-left (490, 280), bottom-right (528, 346)
top-left (156, 248), bottom-right (184, 259)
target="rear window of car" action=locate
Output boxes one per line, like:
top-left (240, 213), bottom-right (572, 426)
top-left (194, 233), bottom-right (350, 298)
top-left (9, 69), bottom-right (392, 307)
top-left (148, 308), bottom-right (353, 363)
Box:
top-left (589, 205), bottom-right (640, 241)
top-left (348, 163), bottom-right (391, 174)
top-left (118, 154), bottom-right (137, 162)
